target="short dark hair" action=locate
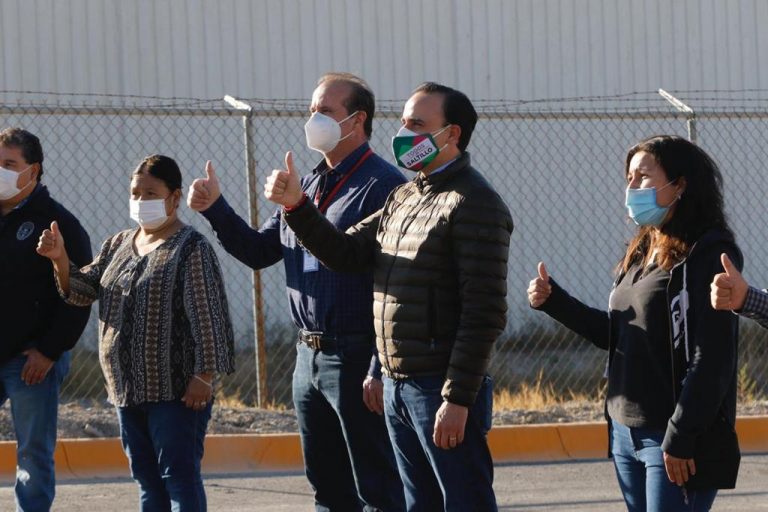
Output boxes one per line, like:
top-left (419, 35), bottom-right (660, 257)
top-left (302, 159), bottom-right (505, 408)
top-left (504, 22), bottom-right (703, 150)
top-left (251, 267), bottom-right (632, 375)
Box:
top-left (133, 154), bottom-right (182, 191)
top-left (0, 127), bottom-right (44, 180)
top-left (413, 82), bottom-right (478, 151)
top-left (317, 72), bottom-right (375, 138)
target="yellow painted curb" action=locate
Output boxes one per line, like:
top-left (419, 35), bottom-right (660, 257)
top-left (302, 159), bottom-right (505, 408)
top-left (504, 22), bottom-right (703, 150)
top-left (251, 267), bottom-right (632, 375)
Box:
top-left (487, 415), bottom-right (768, 463)
top-left (0, 416), bottom-right (764, 481)
top-left (202, 434), bottom-right (304, 473)
top-left (0, 434), bottom-right (304, 480)
top-left (733, 415), bottom-right (768, 453)
top-left (488, 422), bottom-right (608, 462)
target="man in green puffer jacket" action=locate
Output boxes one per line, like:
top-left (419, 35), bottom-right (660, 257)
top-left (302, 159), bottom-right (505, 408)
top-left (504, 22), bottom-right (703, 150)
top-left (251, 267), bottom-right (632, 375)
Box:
top-left (265, 82), bottom-right (513, 511)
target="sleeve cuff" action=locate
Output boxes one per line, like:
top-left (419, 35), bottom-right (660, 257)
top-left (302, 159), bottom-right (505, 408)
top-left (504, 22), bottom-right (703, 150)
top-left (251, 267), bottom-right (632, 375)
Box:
top-left (34, 344), bottom-right (63, 362)
top-left (661, 420), bottom-right (696, 458)
top-left (54, 265), bottom-right (72, 301)
top-left (283, 194), bottom-right (309, 213)
top-left (441, 380), bottom-right (476, 408)
top-left (368, 354), bottom-right (383, 379)
top-left (738, 286), bottom-right (768, 316)
top-left (200, 194), bottom-right (229, 221)
top-left (533, 278), bottom-right (565, 313)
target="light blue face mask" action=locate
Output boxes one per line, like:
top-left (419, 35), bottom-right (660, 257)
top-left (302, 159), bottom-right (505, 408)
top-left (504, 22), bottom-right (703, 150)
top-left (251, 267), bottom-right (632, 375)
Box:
top-left (625, 181), bottom-right (677, 226)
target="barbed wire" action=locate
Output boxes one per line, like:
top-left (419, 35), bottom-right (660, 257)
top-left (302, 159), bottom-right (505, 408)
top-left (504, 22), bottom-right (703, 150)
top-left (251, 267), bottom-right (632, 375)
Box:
top-left (3, 89), bottom-right (768, 112)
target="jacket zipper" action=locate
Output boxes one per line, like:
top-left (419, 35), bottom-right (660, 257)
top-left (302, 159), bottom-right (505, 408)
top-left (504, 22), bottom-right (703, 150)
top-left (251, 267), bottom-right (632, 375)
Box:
top-left (428, 285), bottom-right (436, 350)
top-left (605, 274), bottom-right (623, 377)
top-left (379, 190), bottom-right (424, 374)
top-left (666, 242), bottom-right (705, 409)
top-left (666, 262), bottom-right (685, 407)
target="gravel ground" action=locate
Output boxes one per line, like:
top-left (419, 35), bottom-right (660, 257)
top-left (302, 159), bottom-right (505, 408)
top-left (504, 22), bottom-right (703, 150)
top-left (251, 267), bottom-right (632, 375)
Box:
top-left (0, 399), bottom-right (766, 440)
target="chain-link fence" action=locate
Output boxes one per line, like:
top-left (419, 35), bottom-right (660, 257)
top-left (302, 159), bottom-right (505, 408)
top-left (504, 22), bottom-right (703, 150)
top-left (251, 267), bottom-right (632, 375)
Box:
top-left (2, 91), bottom-right (767, 408)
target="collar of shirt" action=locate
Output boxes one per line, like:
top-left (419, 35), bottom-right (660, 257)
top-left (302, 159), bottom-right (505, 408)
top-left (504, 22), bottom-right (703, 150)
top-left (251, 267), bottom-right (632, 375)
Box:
top-left (312, 142), bottom-right (371, 177)
top-left (427, 156), bottom-right (459, 177)
top-left (12, 183), bottom-right (42, 211)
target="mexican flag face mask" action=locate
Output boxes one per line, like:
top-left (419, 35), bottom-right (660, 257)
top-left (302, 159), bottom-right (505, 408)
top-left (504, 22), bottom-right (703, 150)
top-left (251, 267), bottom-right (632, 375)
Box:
top-left (391, 125), bottom-right (450, 172)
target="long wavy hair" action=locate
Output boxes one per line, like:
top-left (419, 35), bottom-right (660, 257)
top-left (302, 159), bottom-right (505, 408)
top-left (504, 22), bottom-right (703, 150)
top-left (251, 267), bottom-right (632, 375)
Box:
top-left (620, 135), bottom-right (732, 273)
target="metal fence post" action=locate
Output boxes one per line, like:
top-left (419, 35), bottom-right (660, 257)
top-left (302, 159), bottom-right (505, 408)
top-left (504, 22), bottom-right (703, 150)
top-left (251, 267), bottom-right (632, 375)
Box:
top-left (224, 95), bottom-right (268, 407)
top-left (5, 93), bottom-right (766, 407)
top-left (658, 88), bottom-right (697, 143)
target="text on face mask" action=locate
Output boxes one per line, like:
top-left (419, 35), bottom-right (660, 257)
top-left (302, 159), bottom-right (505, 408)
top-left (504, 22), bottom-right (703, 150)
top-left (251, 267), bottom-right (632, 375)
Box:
top-left (401, 141), bottom-right (435, 167)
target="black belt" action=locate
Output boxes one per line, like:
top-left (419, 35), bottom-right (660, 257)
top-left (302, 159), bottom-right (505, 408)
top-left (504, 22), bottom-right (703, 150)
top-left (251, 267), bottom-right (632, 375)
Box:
top-left (298, 329), bottom-right (337, 351)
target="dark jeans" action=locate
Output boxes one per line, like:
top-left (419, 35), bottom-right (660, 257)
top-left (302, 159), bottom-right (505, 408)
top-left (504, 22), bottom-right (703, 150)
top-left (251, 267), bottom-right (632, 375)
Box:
top-left (117, 399), bottom-right (212, 512)
top-left (293, 336), bottom-right (404, 512)
top-left (383, 374), bottom-right (496, 512)
top-left (611, 420), bottom-right (718, 511)
top-left (0, 351), bottom-right (70, 512)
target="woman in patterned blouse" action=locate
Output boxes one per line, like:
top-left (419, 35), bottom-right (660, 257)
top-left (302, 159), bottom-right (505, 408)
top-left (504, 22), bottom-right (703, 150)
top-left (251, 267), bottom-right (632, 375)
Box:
top-left (37, 154), bottom-right (235, 511)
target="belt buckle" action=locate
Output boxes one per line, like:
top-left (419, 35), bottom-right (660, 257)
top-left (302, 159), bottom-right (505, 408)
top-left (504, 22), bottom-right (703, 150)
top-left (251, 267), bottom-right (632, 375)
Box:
top-left (303, 332), bottom-right (322, 350)
top-left (308, 334), bottom-right (322, 350)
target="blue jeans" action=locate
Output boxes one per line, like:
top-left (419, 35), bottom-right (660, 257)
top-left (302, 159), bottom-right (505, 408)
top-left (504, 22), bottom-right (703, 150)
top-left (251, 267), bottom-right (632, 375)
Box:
top-left (293, 337), bottom-right (404, 512)
top-left (611, 420), bottom-right (718, 511)
top-left (0, 351), bottom-right (70, 512)
top-left (116, 399), bottom-right (212, 512)
top-left (383, 374), bottom-right (496, 512)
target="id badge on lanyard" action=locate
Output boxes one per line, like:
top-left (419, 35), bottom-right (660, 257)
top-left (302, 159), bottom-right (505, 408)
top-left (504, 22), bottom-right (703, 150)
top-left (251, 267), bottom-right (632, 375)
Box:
top-left (303, 249), bottom-right (319, 273)
top-left (302, 148), bottom-right (373, 274)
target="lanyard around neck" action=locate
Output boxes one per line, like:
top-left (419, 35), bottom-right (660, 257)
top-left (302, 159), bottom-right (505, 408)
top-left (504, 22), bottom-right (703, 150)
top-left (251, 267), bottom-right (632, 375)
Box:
top-left (314, 149), bottom-right (373, 214)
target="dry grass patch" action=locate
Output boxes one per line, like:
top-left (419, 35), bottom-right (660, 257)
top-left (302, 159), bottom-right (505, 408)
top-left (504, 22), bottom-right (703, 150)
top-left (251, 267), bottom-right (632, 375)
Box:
top-left (493, 370), bottom-right (601, 411)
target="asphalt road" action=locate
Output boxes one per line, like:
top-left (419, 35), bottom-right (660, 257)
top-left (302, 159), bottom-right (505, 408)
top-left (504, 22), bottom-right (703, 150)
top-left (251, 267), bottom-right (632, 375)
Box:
top-left (1, 454), bottom-right (766, 511)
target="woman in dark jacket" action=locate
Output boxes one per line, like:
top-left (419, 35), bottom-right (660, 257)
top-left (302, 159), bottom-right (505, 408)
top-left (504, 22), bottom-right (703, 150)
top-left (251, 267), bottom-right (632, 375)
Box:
top-left (528, 135), bottom-right (741, 511)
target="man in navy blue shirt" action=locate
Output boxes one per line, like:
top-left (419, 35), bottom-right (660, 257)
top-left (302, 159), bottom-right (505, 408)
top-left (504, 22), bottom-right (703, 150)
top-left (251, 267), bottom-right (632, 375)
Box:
top-left (188, 73), bottom-right (406, 511)
top-left (0, 128), bottom-right (92, 511)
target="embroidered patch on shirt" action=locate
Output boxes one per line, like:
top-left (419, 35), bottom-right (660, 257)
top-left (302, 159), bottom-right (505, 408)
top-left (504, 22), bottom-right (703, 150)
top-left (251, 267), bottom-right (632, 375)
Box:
top-left (16, 221), bottom-right (34, 241)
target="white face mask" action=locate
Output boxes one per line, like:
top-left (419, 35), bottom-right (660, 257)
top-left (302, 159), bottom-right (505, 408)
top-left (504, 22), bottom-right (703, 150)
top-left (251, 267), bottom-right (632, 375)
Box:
top-left (129, 198), bottom-right (169, 230)
top-left (304, 111), bottom-right (358, 154)
top-left (0, 164), bottom-right (33, 200)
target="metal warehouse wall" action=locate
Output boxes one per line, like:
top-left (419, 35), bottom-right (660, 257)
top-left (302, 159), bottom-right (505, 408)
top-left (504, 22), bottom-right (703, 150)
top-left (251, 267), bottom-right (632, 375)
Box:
top-left (2, 0), bottom-right (767, 101)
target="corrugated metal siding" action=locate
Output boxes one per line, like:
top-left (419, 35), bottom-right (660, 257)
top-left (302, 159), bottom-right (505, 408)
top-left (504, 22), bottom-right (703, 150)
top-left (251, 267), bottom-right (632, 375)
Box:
top-left (1, 0), bottom-right (767, 100)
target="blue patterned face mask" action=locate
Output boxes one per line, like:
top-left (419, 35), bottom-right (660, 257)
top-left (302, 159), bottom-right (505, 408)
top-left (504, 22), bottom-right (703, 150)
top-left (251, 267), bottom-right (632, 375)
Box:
top-left (625, 181), bottom-right (677, 226)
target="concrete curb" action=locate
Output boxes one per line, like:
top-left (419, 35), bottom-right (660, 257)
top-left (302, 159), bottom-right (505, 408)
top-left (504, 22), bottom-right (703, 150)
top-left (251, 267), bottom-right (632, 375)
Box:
top-left (0, 416), bottom-right (765, 480)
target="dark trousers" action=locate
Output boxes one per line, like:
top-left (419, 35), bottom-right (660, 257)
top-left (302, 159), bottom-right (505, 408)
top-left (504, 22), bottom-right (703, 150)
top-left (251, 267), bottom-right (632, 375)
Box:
top-left (383, 375), bottom-right (496, 512)
top-left (117, 400), bottom-right (212, 512)
top-left (293, 336), bottom-right (405, 512)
